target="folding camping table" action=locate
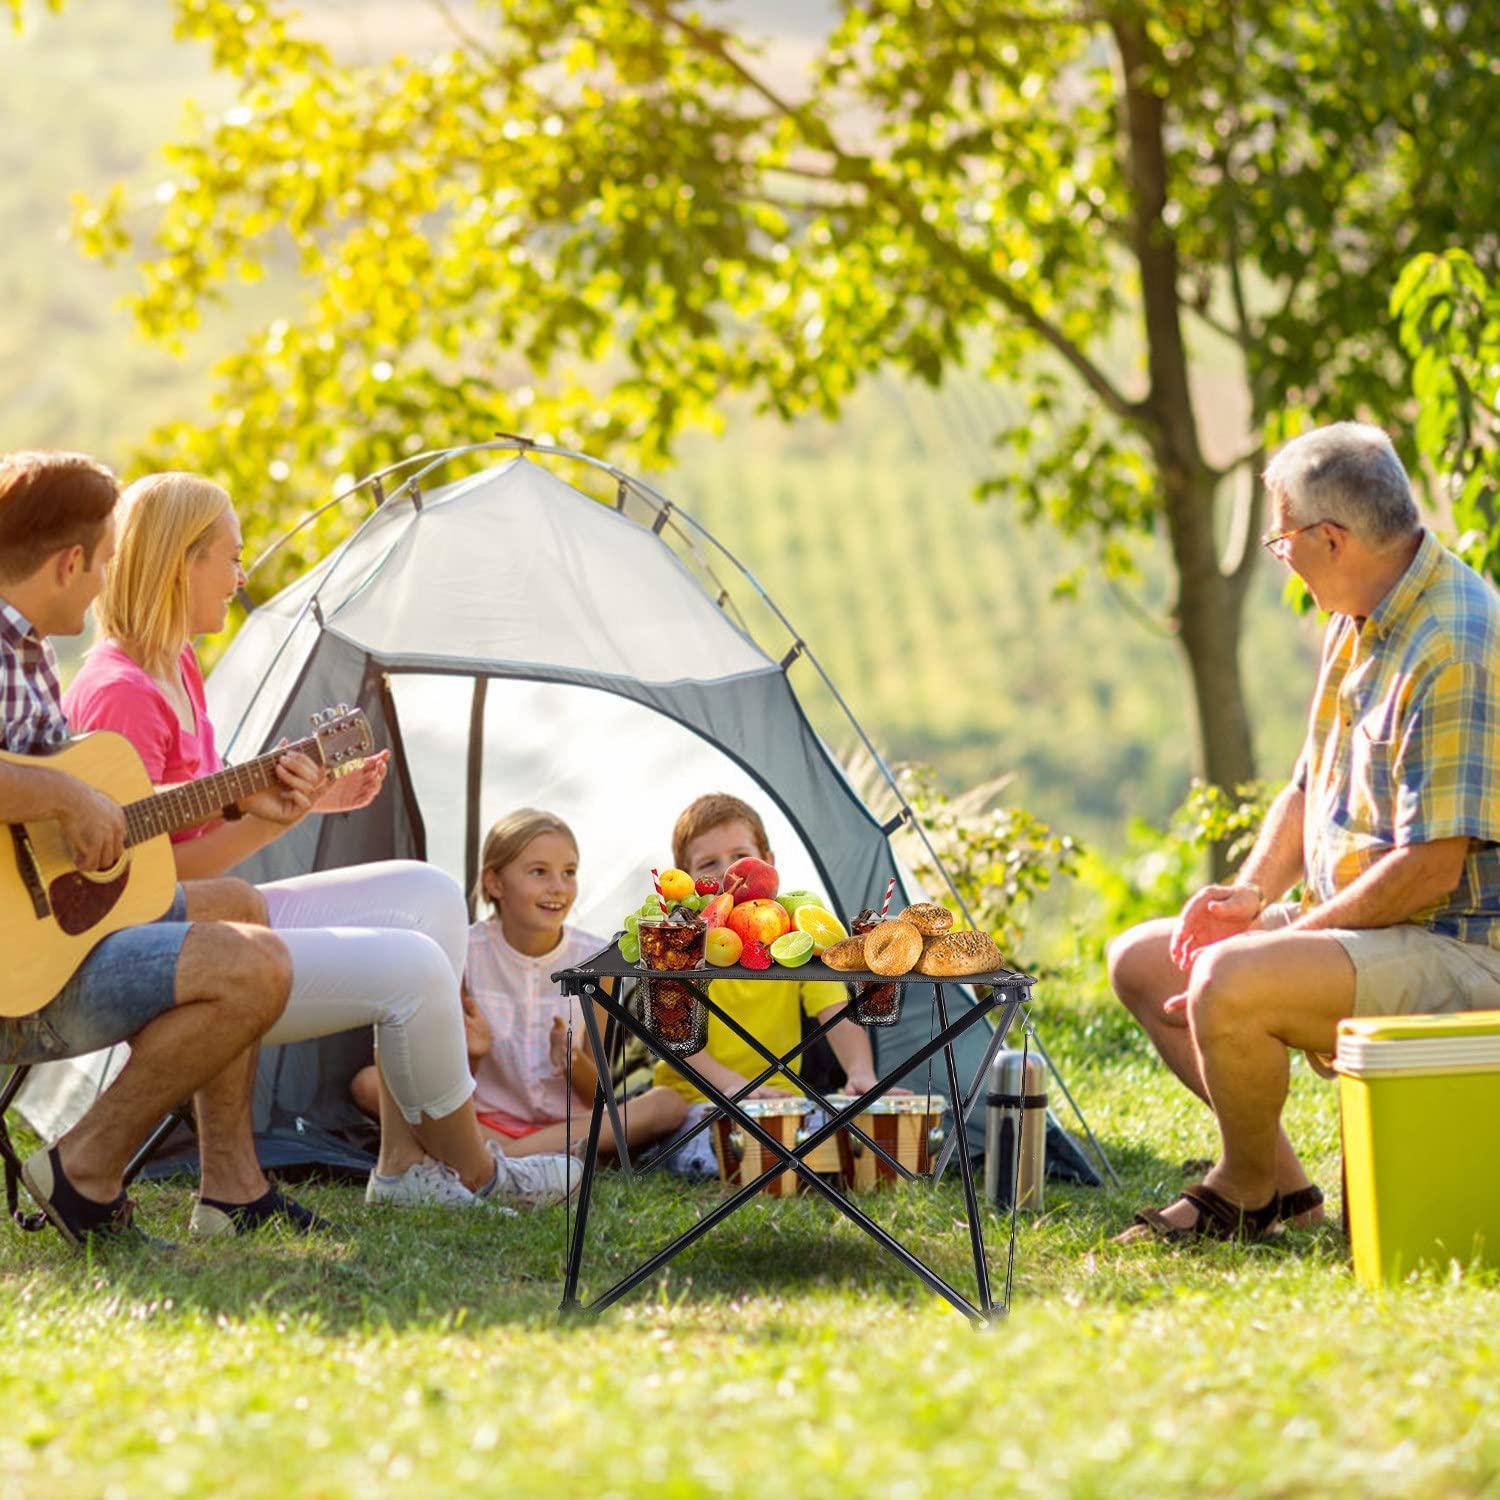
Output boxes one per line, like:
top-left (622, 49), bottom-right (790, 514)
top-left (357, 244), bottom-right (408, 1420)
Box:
top-left (553, 941), bottom-right (1035, 1326)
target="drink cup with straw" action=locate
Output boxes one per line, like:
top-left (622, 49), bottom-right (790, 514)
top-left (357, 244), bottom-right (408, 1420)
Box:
top-left (854, 878), bottom-right (903, 1027)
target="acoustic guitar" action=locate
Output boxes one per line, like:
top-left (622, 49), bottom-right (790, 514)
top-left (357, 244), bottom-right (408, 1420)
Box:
top-left (1, 706), bottom-right (371, 1019)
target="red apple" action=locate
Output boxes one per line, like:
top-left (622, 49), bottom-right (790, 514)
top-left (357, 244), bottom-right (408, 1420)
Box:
top-left (700, 893), bottom-right (735, 929)
top-left (705, 928), bottom-right (743, 967)
top-left (723, 856), bottom-right (779, 902)
top-left (726, 898), bottom-right (791, 947)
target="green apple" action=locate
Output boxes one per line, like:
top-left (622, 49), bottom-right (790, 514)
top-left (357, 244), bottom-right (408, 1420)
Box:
top-left (775, 890), bottom-right (825, 919)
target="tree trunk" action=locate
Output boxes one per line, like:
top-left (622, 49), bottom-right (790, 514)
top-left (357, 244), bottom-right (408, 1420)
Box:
top-left (1171, 471), bottom-right (1257, 853)
top-left (1115, 14), bottom-right (1257, 878)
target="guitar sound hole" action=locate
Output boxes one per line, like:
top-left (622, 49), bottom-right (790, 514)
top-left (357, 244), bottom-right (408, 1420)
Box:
top-left (48, 865), bottom-right (132, 936)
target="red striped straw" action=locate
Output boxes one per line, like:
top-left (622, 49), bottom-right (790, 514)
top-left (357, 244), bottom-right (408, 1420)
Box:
top-left (651, 868), bottom-right (666, 903)
top-left (879, 877), bottom-right (897, 918)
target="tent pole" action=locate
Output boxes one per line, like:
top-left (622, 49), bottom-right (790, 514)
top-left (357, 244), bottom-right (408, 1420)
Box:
top-left (464, 677), bottom-right (489, 921)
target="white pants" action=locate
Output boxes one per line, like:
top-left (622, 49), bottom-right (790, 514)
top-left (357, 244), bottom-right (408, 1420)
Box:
top-left (258, 860), bottom-right (474, 1124)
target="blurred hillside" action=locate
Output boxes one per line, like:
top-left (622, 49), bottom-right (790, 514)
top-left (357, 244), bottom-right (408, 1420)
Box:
top-left (0, 0), bottom-right (1320, 850)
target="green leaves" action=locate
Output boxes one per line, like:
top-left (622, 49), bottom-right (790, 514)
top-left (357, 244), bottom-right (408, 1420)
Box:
top-left (1393, 249), bottom-right (1500, 581)
top-left (896, 762), bottom-right (1079, 970)
top-left (51, 0), bottom-right (1500, 796)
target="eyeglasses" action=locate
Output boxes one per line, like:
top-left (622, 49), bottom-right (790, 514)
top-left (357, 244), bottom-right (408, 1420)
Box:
top-left (1260, 517), bottom-right (1345, 560)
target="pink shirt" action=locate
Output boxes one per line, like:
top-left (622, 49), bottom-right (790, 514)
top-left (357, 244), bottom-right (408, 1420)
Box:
top-left (63, 641), bottom-right (222, 843)
top-left (467, 920), bottom-right (605, 1127)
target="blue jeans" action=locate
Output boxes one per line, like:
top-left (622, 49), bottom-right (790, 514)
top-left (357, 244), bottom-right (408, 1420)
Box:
top-left (0, 886), bottom-right (190, 1065)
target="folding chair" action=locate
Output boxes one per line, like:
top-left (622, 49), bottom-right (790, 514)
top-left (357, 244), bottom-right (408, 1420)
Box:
top-left (0, 1062), bottom-right (193, 1232)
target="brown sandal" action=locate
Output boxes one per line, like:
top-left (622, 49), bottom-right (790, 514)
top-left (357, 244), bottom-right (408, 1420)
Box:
top-left (1279, 1184), bottom-right (1324, 1226)
top-left (1117, 1182), bottom-right (1282, 1245)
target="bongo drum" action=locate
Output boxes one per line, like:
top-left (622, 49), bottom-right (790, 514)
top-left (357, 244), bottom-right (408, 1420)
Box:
top-left (827, 1092), bottom-right (947, 1190)
top-left (711, 1097), bottom-right (808, 1197)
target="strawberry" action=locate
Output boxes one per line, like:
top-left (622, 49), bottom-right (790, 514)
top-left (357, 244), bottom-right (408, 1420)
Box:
top-left (695, 876), bottom-right (720, 896)
top-left (740, 938), bottom-right (772, 971)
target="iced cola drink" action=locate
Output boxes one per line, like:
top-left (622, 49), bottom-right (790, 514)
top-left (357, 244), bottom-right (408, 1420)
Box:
top-left (850, 907), bottom-right (902, 1027)
top-left (637, 908), bottom-right (710, 1054)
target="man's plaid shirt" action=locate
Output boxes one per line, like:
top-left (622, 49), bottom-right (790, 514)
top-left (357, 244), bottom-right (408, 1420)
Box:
top-left (0, 597), bottom-right (69, 754)
top-left (1298, 529), bottom-right (1500, 947)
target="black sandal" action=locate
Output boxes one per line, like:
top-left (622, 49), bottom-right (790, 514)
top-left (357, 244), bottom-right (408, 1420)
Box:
top-left (1117, 1182), bottom-right (1282, 1244)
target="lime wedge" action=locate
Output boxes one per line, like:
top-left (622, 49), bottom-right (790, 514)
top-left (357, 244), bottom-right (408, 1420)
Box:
top-left (770, 930), bottom-right (815, 968)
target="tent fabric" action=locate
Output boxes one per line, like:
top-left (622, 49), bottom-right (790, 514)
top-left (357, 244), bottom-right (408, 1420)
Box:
top-left (21, 455), bottom-right (995, 1159)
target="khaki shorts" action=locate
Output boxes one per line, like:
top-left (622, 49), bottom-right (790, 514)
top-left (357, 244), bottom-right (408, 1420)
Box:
top-left (1262, 902), bottom-right (1500, 1017)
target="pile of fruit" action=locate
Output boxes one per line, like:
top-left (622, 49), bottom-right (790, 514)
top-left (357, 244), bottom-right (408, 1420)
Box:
top-left (618, 857), bottom-right (848, 971)
top-left (619, 866), bottom-right (1007, 980)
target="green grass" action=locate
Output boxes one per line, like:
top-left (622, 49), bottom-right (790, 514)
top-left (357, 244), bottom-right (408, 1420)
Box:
top-left (4, 982), bottom-right (1497, 1499)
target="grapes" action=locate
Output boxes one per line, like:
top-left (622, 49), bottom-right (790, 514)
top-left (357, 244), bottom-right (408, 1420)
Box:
top-left (618, 932), bottom-right (641, 963)
top-left (624, 913), bottom-right (641, 935)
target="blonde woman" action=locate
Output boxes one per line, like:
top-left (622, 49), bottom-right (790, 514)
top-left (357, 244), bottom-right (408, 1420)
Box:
top-left (359, 809), bottom-right (685, 1159)
top-left (65, 472), bottom-right (579, 1227)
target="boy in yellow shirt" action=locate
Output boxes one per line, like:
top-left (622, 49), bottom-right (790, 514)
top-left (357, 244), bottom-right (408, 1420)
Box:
top-left (654, 795), bottom-right (876, 1141)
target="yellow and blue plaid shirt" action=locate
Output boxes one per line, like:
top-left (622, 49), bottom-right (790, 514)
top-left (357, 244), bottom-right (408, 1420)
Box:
top-left (1297, 529), bottom-right (1500, 947)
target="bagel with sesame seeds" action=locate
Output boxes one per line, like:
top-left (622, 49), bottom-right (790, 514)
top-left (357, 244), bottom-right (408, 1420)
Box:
top-left (898, 903), bottom-right (955, 937)
top-left (916, 929), bottom-right (1005, 978)
top-left (864, 919), bottom-right (923, 976)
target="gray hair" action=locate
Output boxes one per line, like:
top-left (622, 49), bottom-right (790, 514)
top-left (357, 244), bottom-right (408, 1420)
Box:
top-left (1263, 422), bottom-right (1418, 548)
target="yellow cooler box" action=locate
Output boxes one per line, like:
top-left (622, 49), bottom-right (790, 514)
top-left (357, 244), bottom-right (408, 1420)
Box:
top-left (1335, 1011), bottom-right (1500, 1287)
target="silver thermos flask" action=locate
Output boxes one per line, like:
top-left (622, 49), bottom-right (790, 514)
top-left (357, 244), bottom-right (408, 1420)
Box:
top-left (985, 1049), bottom-right (1047, 1212)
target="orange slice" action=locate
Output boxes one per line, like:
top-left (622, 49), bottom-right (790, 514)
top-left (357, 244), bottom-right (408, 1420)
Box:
top-left (793, 905), bottom-right (848, 954)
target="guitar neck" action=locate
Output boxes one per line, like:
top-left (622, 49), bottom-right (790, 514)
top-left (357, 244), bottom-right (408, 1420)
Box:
top-left (121, 734), bottom-right (321, 847)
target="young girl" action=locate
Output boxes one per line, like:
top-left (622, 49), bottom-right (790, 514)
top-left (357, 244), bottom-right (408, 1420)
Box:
top-left (63, 471), bottom-right (579, 1224)
top-left (465, 809), bottom-right (686, 1159)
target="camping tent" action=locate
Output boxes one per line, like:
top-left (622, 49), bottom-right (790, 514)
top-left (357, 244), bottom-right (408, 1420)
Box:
top-left (21, 441), bottom-right (1110, 1177)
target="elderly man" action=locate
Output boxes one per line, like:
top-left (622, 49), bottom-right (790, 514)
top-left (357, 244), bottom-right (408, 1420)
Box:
top-left (1109, 421), bottom-right (1500, 1242)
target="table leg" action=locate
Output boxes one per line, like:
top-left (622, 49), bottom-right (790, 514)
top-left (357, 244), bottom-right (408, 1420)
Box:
top-left (934, 983), bottom-right (996, 1316)
top-left (572, 995), bottom-right (1002, 1324)
top-left (578, 988), bottom-right (633, 1178)
top-left (930, 998), bottom-right (1017, 1185)
top-left (559, 1070), bottom-right (609, 1314)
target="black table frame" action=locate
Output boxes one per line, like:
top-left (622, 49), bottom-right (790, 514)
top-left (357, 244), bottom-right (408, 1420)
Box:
top-left (553, 943), bottom-right (1034, 1326)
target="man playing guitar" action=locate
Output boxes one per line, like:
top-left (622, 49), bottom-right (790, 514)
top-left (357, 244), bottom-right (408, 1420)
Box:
top-left (0, 450), bottom-right (298, 1248)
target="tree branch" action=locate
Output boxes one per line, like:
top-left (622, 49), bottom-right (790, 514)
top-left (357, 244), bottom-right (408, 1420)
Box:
top-left (1209, 441), bottom-right (1263, 484)
top-left (425, 0), bottom-right (506, 71)
top-left (913, 220), bottom-right (1145, 423)
top-left (1184, 293), bottom-right (1243, 347)
top-left (1103, 568), bottom-right (1178, 638)
top-left (635, 0), bottom-right (811, 131)
top-left (646, 0), bottom-right (1143, 425)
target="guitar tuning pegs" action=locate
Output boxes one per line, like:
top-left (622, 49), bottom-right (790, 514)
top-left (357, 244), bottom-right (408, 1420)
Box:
top-left (336, 703), bottom-right (350, 716)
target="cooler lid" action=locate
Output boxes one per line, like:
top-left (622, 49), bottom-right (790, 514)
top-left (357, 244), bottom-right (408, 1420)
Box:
top-left (1338, 1010), bottom-right (1500, 1043)
top-left (1335, 1010), bottom-right (1500, 1077)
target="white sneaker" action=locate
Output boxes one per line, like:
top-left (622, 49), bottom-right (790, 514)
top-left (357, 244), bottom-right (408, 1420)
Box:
top-left (477, 1143), bottom-right (582, 1208)
top-left (366, 1157), bottom-right (476, 1208)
